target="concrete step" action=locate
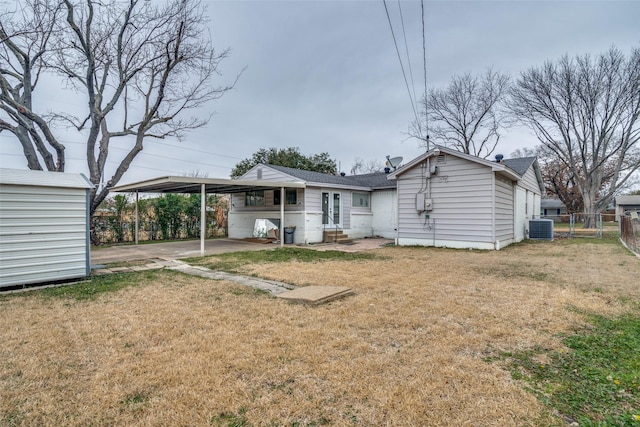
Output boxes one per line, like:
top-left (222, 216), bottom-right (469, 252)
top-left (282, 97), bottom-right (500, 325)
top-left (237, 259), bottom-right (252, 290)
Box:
top-left (323, 230), bottom-right (352, 244)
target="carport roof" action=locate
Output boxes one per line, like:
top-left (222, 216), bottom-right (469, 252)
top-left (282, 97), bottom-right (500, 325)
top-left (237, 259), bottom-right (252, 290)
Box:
top-left (109, 176), bottom-right (306, 194)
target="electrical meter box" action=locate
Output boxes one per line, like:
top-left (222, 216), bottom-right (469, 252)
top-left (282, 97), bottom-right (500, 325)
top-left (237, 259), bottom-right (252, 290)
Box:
top-left (416, 193), bottom-right (433, 212)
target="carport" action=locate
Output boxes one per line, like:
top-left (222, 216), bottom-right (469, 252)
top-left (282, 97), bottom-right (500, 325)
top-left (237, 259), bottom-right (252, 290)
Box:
top-left (109, 176), bottom-right (306, 255)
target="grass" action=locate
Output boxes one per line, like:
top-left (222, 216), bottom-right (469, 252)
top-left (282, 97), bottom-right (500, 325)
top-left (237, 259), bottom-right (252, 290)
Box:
top-left (2, 239), bottom-right (640, 426)
top-left (184, 247), bottom-right (381, 273)
top-left (35, 270), bottom-right (161, 301)
top-left (498, 312), bottom-right (640, 426)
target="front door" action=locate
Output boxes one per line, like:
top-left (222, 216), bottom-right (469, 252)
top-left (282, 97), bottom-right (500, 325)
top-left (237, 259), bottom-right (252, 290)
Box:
top-left (322, 192), bottom-right (341, 227)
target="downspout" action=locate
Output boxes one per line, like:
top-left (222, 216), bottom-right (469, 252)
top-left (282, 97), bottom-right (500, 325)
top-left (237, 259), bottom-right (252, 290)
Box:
top-left (85, 188), bottom-right (91, 276)
top-left (395, 181), bottom-right (400, 245)
top-left (200, 183), bottom-right (206, 256)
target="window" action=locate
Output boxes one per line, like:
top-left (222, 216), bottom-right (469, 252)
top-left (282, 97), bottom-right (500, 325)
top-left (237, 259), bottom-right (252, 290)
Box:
top-left (245, 190), bottom-right (265, 206)
top-left (352, 192), bottom-right (370, 207)
top-left (274, 189), bottom-right (297, 205)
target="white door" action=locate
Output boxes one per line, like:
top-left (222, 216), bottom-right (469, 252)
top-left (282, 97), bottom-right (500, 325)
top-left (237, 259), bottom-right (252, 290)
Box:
top-left (322, 192), bottom-right (342, 227)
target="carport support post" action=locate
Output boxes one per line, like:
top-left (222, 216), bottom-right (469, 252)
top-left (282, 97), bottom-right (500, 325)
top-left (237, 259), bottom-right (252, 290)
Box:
top-left (201, 184), bottom-right (206, 256)
top-left (135, 190), bottom-right (139, 245)
top-left (280, 186), bottom-right (284, 247)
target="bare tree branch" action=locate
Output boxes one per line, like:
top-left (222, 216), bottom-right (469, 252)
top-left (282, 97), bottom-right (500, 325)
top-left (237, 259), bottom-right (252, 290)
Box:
top-left (2, 0), bottom-right (237, 217)
top-left (411, 68), bottom-right (510, 159)
top-left (510, 46), bottom-right (640, 226)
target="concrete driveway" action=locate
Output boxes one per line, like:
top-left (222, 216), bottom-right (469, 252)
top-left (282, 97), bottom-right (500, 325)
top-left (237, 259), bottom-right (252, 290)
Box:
top-left (91, 239), bottom-right (275, 265)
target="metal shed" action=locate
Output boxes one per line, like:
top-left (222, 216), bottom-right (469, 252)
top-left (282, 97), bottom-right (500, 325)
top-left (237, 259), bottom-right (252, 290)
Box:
top-left (0, 168), bottom-right (93, 289)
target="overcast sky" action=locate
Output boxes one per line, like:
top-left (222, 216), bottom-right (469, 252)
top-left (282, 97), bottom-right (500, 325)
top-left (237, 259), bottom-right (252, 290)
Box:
top-left (1, 0), bottom-right (639, 183)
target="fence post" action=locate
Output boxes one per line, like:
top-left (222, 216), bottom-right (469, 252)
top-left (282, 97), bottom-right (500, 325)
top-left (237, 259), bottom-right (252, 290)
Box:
top-left (569, 213), bottom-right (574, 237)
top-left (598, 213), bottom-right (603, 238)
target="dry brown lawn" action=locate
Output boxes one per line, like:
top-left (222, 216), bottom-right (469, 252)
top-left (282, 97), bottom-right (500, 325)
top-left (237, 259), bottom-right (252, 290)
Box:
top-left (2, 240), bottom-right (639, 426)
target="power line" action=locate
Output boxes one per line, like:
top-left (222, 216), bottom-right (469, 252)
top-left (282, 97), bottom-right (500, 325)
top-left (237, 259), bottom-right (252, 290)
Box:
top-left (382, 0), bottom-right (420, 129)
top-left (421, 0), bottom-right (430, 149)
top-left (397, 0), bottom-right (419, 121)
top-left (0, 152), bottom-right (232, 175)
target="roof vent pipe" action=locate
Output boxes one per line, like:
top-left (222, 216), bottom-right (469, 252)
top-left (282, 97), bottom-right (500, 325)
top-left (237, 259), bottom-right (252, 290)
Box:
top-left (495, 154), bottom-right (504, 163)
top-left (340, 172), bottom-right (346, 176)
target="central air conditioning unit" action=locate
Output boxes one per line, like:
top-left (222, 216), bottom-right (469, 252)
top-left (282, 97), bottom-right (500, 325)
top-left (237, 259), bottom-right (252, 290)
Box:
top-left (529, 219), bottom-right (554, 240)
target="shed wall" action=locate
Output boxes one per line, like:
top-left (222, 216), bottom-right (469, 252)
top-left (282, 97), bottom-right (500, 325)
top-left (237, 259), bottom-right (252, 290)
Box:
top-left (0, 184), bottom-right (90, 288)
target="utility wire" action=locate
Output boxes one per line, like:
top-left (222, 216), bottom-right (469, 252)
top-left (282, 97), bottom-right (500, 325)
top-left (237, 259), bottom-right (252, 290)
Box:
top-left (421, 0), bottom-right (430, 150)
top-left (397, 0), bottom-right (419, 131)
top-left (382, 0), bottom-right (420, 129)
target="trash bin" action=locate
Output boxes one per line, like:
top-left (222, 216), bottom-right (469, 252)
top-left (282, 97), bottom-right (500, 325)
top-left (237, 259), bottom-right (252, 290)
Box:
top-left (284, 227), bottom-right (296, 244)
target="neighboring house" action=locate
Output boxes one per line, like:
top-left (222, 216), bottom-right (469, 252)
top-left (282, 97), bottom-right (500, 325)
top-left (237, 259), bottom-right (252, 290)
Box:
top-left (386, 146), bottom-right (544, 250)
top-left (230, 146), bottom-right (544, 250)
top-left (541, 198), bottom-right (567, 216)
top-left (615, 195), bottom-right (640, 220)
top-left (229, 164), bottom-right (397, 244)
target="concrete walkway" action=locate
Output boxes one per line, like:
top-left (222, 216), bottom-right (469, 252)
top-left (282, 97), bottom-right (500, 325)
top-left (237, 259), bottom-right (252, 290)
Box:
top-left (94, 259), bottom-right (356, 303)
top-left (92, 258), bottom-right (294, 295)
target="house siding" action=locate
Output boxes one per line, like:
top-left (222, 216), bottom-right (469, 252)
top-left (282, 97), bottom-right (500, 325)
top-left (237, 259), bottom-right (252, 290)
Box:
top-left (0, 183), bottom-right (91, 288)
top-left (514, 186), bottom-right (527, 240)
top-left (371, 189), bottom-right (397, 238)
top-left (232, 188), bottom-right (305, 213)
top-left (242, 165), bottom-right (299, 182)
top-left (519, 167), bottom-right (540, 194)
top-left (495, 176), bottom-right (514, 245)
top-left (396, 154), bottom-right (494, 246)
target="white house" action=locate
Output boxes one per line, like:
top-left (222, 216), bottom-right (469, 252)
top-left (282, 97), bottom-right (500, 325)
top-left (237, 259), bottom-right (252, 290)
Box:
top-left (229, 146), bottom-right (544, 250)
top-left (111, 146), bottom-right (544, 251)
top-left (229, 164), bottom-right (397, 244)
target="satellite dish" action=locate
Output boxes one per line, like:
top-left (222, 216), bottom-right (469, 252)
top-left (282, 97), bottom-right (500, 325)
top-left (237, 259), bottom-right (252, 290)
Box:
top-left (385, 155), bottom-right (403, 169)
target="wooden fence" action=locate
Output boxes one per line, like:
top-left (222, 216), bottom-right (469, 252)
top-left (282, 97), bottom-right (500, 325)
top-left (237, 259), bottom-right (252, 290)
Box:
top-left (620, 216), bottom-right (639, 254)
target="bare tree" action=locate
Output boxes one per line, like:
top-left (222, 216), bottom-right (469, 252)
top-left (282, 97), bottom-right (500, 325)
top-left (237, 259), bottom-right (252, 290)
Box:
top-left (1, 0), bottom-right (236, 216)
top-left (412, 68), bottom-right (510, 159)
top-left (512, 146), bottom-right (584, 213)
top-left (0, 0), bottom-right (65, 171)
top-left (510, 46), bottom-right (640, 226)
top-left (350, 157), bottom-right (383, 175)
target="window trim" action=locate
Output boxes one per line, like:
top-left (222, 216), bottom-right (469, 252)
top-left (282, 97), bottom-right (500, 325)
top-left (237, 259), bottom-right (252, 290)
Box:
top-left (245, 190), bottom-right (265, 207)
top-left (351, 192), bottom-right (370, 208)
top-left (274, 188), bottom-right (297, 206)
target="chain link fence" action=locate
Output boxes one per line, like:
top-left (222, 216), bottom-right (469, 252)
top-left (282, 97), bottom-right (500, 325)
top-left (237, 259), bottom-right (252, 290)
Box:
top-left (538, 213), bottom-right (619, 239)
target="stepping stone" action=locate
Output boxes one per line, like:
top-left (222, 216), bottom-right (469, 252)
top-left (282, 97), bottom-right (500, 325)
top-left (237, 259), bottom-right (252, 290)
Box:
top-left (277, 286), bottom-right (354, 305)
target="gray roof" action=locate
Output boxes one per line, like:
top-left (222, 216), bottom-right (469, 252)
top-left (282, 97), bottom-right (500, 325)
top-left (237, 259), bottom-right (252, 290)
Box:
top-left (266, 164), bottom-right (396, 190)
top-left (502, 157), bottom-right (536, 176)
top-left (348, 172), bottom-right (397, 189)
top-left (615, 195), bottom-right (640, 206)
top-left (541, 198), bottom-right (565, 209)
